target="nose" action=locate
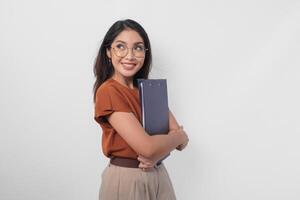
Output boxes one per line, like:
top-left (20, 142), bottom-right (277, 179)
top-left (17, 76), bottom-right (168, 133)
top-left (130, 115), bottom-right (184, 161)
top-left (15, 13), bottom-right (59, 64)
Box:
top-left (125, 48), bottom-right (135, 60)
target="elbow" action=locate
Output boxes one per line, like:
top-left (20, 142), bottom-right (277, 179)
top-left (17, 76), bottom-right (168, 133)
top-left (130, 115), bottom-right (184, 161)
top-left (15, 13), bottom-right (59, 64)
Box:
top-left (141, 146), bottom-right (155, 159)
top-left (136, 137), bottom-right (157, 159)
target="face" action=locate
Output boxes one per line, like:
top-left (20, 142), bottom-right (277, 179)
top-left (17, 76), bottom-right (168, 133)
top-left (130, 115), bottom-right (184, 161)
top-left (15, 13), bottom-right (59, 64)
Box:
top-left (106, 29), bottom-right (146, 81)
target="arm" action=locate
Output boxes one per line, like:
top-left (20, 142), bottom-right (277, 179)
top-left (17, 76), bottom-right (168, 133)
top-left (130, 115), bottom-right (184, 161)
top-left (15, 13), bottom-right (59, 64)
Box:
top-left (169, 109), bottom-right (189, 150)
top-left (138, 110), bottom-right (189, 169)
top-left (169, 109), bottom-right (181, 130)
top-left (107, 111), bottom-right (187, 161)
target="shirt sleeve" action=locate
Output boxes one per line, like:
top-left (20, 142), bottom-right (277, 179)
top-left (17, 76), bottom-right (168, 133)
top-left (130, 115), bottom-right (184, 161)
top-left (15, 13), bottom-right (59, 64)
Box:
top-left (94, 86), bottom-right (132, 125)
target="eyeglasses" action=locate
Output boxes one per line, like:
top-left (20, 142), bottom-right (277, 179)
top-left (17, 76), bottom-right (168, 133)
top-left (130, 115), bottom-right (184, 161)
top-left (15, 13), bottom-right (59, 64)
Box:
top-left (111, 43), bottom-right (148, 58)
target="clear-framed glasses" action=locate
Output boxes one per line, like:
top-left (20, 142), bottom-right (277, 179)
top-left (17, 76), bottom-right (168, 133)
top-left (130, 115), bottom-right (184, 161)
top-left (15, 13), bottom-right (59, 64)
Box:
top-left (111, 43), bottom-right (148, 58)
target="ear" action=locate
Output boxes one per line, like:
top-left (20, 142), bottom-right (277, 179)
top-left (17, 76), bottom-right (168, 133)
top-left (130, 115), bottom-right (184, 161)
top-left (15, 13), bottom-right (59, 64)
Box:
top-left (106, 48), bottom-right (111, 59)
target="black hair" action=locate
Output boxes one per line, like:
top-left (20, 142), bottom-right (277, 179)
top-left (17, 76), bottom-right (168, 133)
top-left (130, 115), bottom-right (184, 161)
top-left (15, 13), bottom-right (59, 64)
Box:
top-left (93, 19), bottom-right (152, 102)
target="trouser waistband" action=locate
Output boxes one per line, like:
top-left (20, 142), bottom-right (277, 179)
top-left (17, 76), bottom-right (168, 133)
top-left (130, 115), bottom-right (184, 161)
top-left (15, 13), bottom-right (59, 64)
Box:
top-left (110, 157), bottom-right (162, 168)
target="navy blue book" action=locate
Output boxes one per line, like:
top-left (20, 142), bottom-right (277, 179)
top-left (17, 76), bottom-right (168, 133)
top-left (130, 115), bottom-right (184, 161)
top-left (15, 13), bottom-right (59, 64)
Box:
top-left (137, 79), bottom-right (170, 163)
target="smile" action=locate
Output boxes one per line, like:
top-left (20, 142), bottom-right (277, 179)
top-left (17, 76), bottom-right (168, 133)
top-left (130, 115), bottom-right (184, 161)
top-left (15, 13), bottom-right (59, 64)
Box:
top-left (121, 62), bottom-right (137, 70)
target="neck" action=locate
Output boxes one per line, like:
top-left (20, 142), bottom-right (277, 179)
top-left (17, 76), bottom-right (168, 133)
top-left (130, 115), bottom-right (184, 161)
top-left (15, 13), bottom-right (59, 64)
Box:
top-left (112, 74), bottom-right (135, 89)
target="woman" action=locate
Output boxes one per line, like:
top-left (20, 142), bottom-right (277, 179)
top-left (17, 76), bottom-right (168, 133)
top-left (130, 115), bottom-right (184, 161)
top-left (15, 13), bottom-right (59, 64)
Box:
top-left (93, 19), bottom-right (189, 200)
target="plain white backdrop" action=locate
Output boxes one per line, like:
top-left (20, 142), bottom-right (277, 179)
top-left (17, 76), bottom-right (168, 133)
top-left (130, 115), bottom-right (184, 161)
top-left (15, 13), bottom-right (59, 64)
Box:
top-left (1, 0), bottom-right (300, 199)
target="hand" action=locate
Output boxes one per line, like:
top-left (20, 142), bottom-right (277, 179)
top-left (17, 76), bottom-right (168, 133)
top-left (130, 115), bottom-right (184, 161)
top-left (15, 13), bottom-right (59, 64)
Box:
top-left (170, 126), bottom-right (189, 151)
top-left (168, 125), bottom-right (184, 135)
top-left (176, 141), bottom-right (188, 151)
top-left (137, 155), bottom-right (157, 171)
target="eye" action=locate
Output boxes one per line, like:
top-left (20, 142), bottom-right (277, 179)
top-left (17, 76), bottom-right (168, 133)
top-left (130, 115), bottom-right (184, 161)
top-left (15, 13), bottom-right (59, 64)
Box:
top-left (134, 45), bottom-right (145, 52)
top-left (116, 43), bottom-right (126, 50)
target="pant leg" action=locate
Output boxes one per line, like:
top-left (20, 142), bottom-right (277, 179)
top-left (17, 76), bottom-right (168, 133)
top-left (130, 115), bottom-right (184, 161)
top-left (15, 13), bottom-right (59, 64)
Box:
top-left (99, 163), bottom-right (158, 200)
top-left (156, 164), bottom-right (177, 200)
top-left (99, 163), bottom-right (177, 200)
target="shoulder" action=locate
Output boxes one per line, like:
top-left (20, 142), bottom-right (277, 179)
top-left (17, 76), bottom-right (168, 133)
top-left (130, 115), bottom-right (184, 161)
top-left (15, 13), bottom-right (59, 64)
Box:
top-left (95, 79), bottom-right (127, 102)
top-left (94, 79), bottom-right (132, 119)
top-left (96, 79), bottom-right (118, 95)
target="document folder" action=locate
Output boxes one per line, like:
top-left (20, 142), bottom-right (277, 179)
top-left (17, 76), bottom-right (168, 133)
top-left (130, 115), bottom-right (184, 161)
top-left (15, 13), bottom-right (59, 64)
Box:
top-left (137, 79), bottom-right (170, 163)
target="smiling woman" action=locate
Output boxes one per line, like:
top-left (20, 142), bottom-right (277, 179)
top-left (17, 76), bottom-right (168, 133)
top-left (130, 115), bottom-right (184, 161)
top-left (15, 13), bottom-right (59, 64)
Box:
top-left (106, 29), bottom-right (146, 81)
top-left (93, 19), bottom-right (189, 200)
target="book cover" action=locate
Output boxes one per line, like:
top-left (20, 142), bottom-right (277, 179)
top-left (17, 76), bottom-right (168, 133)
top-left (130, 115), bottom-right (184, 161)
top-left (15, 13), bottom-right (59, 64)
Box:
top-left (137, 79), bottom-right (170, 163)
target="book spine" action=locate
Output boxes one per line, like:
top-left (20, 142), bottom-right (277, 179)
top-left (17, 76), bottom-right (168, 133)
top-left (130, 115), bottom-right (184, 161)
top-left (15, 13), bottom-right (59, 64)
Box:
top-left (139, 82), bottom-right (146, 128)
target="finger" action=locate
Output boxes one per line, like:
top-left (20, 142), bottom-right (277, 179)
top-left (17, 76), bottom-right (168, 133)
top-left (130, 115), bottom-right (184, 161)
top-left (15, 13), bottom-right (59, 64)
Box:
top-left (138, 156), bottom-right (151, 165)
top-left (138, 155), bottom-right (150, 161)
top-left (138, 162), bottom-right (146, 168)
top-left (176, 142), bottom-right (188, 151)
top-left (139, 162), bottom-right (151, 169)
top-left (138, 160), bottom-right (151, 167)
top-left (139, 164), bottom-right (147, 171)
top-left (137, 156), bottom-right (145, 162)
top-left (176, 144), bottom-right (183, 150)
top-left (137, 156), bottom-right (149, 163)
top-left (140, 158), bottom-right (155, 167)
top-left (180, 143), bottom-right (188, 150)
top-left (140, 156), bottom-right (154, 165)
top-left (177, 145), bottom-right (183, 151)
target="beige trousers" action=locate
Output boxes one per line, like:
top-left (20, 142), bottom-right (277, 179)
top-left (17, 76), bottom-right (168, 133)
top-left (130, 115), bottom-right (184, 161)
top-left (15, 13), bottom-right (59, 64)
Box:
top-left (99, 162), bottom-right (177, 200)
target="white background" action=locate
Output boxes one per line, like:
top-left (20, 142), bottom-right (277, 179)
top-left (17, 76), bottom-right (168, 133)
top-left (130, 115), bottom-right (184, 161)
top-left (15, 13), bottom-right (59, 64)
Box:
top-left (1, 0), bottom-right (300, 199)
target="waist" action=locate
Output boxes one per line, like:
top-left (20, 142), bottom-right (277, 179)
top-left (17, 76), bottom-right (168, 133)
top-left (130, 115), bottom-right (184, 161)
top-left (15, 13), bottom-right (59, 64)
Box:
top-left (110, 156), bottom-right (162, 168)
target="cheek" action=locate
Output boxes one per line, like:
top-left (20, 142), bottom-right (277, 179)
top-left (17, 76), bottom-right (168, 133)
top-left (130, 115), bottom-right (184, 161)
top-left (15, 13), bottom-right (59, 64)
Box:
top-left (139, 59), bottom-right (145, 67)
top-left (111, 56), bottom-right (121, 66)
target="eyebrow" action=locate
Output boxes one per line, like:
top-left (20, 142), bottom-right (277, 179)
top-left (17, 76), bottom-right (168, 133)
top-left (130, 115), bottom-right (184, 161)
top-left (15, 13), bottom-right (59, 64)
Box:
top-left (114, 40), bottom-right (144, 45)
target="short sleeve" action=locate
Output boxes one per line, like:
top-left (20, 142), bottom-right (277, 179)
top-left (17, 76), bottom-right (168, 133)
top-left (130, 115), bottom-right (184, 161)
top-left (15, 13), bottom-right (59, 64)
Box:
top-left (94, 86), bottom-right (132, 125)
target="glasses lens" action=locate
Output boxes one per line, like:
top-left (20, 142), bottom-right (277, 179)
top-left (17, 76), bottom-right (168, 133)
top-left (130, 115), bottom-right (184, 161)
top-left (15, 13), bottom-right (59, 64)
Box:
top-left (114, 44), bottom-right (127, 57)
top-left (133, 45), bottom-right (146, 58)
top-left (112, 44), bottom-right (147, 58)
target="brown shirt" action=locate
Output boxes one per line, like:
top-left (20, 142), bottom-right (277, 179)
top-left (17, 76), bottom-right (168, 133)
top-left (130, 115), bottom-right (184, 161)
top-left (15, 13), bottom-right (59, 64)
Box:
top-left (94, 78), bottom-right (141, 159)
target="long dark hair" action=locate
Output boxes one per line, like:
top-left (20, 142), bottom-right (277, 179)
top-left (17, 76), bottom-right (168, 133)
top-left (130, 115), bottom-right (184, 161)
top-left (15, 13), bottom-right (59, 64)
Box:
top-left (93, 19), bottom-right (152, 103)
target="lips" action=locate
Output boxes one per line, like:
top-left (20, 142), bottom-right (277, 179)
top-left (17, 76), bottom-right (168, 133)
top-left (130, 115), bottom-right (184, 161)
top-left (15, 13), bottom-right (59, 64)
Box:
top-left (121, 62), bottom-right (137, 70)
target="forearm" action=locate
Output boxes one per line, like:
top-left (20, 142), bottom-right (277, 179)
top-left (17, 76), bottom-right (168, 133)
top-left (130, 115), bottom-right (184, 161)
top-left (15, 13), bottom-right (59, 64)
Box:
top-left (145, 133), bottom-right (182, 161)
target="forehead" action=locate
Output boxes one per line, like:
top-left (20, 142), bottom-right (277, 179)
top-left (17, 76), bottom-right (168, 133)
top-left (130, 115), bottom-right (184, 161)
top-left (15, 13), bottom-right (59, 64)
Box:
top-left (113, 29), bottom-right (144, 44)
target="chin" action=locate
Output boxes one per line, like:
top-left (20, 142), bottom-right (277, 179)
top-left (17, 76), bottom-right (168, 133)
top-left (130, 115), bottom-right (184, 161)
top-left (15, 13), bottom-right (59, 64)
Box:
top-left (120, 69), bottom-right (138, 78)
